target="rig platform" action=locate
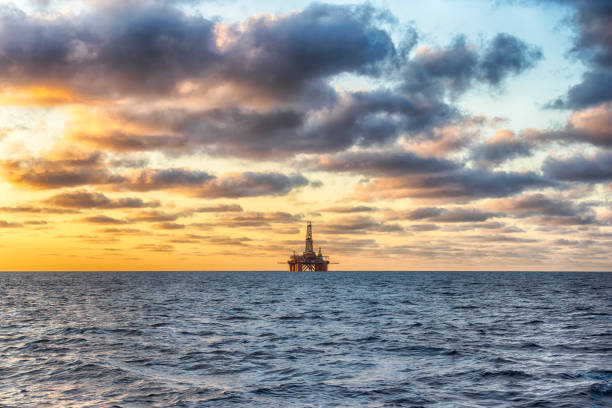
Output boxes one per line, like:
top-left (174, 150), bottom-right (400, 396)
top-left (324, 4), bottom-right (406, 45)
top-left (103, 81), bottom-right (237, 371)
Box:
top-left (287, 222), bottom-right (330, 271)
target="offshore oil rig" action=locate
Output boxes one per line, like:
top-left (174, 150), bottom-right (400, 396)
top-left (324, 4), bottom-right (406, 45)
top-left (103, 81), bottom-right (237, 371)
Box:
top-left (287, 222), bottom-right (330, 271)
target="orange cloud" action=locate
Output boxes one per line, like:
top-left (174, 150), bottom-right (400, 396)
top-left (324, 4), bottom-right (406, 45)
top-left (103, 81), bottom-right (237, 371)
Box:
top-left (0, 86), bottom-right (84, 106)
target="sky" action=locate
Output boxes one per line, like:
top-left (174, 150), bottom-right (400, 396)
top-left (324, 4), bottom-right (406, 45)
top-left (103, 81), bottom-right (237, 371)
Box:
top-left (0, 0), bottom-right (610, 271)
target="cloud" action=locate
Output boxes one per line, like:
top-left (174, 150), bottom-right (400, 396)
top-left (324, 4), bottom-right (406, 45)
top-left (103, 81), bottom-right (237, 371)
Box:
top-left (194, 204), bottom-right (243, 213)
top-left (43, 190), bottom-right (160, 209)
top-left (547, 1), bottom-right (612, 109)
top-left (400, 33), bottom-right (542, 96)
top-left (322, 205), bottom-right (377, 213)
top-left (470, 130), bottom-right (533, 166)
top-left (542, 150), bottom-right (612, 182)
top-left (215, 212), bottom-right (302, 227)
top-left (121, 168), bottom-right (215, 192)
top-left (133, 243), bottom-right (174, 252)
top-left (0, 153), bottom-right (308, 198)
top-left (488, 193), bottom-right (597, 225)
top-left (406, 223), bottom-right (439, 231)
top-left (23, 220), bottom-right (48, 226)
top-left (0, 152), bottom-right (123, 189)
top-left (478, 33), bottom-right (543, 85)
top-left (0, 205), bottom-right (79, 214)
top-left (76, 131), bottom-right (188, 153)
top-left (0, 2), bottom-right (545, 167)
top-left (119, 168), bottom-right (309, 197)
top-left (0, 2), bottom-right (395, 100)
top-left (357, 168), bottom-right (555, 202)
top-left (424, 207), bottom-right (498, 222)
top-left (80, 215), bottom-right (127, 224)
top-left (0, 2), bottom-right (218, 96)
top-left (539, 103), bottom-right (612, 147)
top-left (219, 3), bottom-right (396, 99)
top-left (551, 71), bottom-right (612, 110)
top-left (109, 89), bottom-right (458, 158)
top-left (398, 207), bottom-right (444, 220)
top-left (387, 207), bottom-right (498, 222)
top-left (0, 220), bottom-right (22, 228)
top-left (154, 222), bottom-right (185, 230)
top-left (318, 215), bottom-right (403, 234)
top-left (128, 210), bottom-right (188, 223)
top-left (99, 227), bottom-right (143, 234)
top-left (195, 172), bottom-right (309, 198)
top-left (309, 149), bottom-right (458, 177)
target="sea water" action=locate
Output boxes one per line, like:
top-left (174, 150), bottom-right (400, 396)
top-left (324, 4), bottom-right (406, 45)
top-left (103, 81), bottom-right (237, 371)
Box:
top-left (0, 271), bottom-right (610, 407)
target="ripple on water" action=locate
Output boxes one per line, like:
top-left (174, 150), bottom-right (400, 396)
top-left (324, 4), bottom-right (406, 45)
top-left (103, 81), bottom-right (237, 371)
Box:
top-left (0, 271), bottom-right (610, 407)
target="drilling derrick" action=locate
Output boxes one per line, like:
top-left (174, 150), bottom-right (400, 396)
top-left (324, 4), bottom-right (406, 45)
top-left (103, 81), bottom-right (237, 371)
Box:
top-left (287, 222), bottom-right (330, 272)
top-left (304, 222), bottom-right (314, 255)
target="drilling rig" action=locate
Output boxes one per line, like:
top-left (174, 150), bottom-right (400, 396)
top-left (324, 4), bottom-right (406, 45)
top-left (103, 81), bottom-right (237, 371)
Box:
top-left (287, 222), bottom-right (330, 271)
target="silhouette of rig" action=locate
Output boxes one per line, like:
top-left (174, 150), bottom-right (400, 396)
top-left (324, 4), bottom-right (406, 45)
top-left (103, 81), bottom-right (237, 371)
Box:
top-left (287, 222), bottom-right (330, 271)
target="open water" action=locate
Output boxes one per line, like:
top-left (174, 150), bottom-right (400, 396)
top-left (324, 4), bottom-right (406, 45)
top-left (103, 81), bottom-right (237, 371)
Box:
top-left (0, 271), bottom-right (610, 407)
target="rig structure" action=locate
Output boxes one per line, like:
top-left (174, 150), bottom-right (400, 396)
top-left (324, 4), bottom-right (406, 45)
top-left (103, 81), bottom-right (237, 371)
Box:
top-left (288, 222), bottom-right (330, 271)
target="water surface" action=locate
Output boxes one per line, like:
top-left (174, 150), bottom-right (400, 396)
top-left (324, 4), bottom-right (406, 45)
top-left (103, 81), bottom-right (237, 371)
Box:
top-left (0, 271), bottom-right (610, 407)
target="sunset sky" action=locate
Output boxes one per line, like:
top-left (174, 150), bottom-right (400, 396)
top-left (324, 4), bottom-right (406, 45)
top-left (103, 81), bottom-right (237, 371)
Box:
top-left (0, 0), bottom-right (610, 271)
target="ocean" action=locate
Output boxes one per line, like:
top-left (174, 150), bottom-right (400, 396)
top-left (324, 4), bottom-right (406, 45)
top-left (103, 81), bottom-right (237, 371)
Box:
top-left (0, 271), bottom-right (610, 407)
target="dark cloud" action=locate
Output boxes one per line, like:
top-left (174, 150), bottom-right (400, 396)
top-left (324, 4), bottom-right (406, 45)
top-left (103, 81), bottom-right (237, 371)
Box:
top-left (401, 207), bottom-right (445, 220)
top-left (154, 222), bottom-right (185, 230)
top-left (400, 33), bottom-right (542, 98)
top-left (215, 212), bottom-right (302, 227)
top-left (309, 150), bottom-right (458, 177)
top-left (464, 234), bottom-right (540, 243)
top-left (112, 88), bottom-right (457, 158)
top-left (470, 130), bottom-right (533, 166)
top-left (0, 153), bottom-right (123, 189)
top-left (0, 152), bottom-right (309, 198)
top-left (220, 3), bottom-right (397, 99)
top-left (0, 1), bottom-right (546, 174)
top-left (80, 215), bottom-right (127, 224)
top-left (406, 223), bottom-right (439, 232)
top-left (122, 168), bottom-right (215, 192)
top-left (404, 35), bottom-right (478, 94)
top-left (547, 1), bottom-right (612, 109)
top-left (44, 190), bottom-right (160, 209)
top-left (0, 220), bottom-right (22, 228)
top-left (410, 169), bottom-right (555, 200)
top-left (478, 33), bottom-right (543, 85)
top-left (0, 2), bottom-right (395, 99)
top-left (23, 220), bottom-right (48, 225)
top-left (205, 235), bottom-right (253, 246)
top-left (322, 205), bottom-right (377, 213)
top-left (552, 238), bottom-right (580, 246)
top-left (489, 193), bottom-right (597, 225)
top-left (447, 221), bottom-right (506, 230)
top-left (429, 208), bottom-right (498, 222)
top-left (77, 131), bottom-right (188, 153)
top-left (0, 2), bottom-right (218, 96)
top-left (0, 205), bottom-right (79, 214)
top-left (128, 210), bottom-right (188, 223)
top-left (119, 168), bottom-right (309, 198)
top-left (194, 204), bottom-right (243, 213)
top-left (99, 227), bottom-right (143, 234)
top-left (539, 103), bottom-right (612, 147)
top-left (318, 215), bottom-right (403, 234)
top-left (0, 2), bottom-right (544, 163)
top-left (358, 168), bottom-right (555, 202)
top-left (550, 71), bottom-right (612, 110)
top-left (542, 151), bottom-right (612, 182)
top-left (195, 172), bottom-right (309, 198)
top-left (389, 207), bottom-right (497, 222)
top-left (133, 243), bottom-right (174, 252)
